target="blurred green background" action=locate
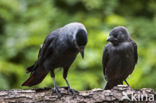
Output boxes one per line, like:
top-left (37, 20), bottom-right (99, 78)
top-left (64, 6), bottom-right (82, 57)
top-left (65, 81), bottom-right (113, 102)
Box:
top-left (0, 0), bottom-right (156, 91)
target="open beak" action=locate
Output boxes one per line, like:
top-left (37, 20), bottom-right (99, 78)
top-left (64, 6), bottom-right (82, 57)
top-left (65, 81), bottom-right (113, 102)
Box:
top-left (79, 46), bottom-right (84, 59)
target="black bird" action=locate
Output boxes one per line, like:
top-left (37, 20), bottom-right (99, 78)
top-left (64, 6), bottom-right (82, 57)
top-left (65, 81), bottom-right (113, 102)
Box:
top-left (102, 26), bottom-right (138, 90)
top-left (22, 22), bottom-right (88, 96)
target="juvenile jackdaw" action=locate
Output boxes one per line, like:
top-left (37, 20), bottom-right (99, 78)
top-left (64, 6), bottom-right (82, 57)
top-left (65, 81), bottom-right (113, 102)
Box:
top-left (22, 22), bottom-right (88, 96)
top-left (102, 26), bottom-right (138, 90)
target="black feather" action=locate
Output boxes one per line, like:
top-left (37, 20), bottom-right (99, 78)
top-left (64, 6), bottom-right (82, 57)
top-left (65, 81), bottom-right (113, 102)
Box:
top-left (103, 26), bottom-right (138, 90)
top-left (22, 22), bottom-right (88, 89)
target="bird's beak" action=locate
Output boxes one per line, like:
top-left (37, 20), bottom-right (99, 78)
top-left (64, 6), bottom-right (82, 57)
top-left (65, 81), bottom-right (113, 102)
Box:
top-left (79, 46), bottom-right (84, 59)
top-left (107, 36), bottom-right (114, 42)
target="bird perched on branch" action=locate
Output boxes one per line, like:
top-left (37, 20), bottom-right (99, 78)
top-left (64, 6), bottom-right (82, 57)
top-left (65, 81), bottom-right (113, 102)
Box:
top-left (22, 22), bottom-right (88, 96)
top-left (102, 26), bottom-right (138, 90)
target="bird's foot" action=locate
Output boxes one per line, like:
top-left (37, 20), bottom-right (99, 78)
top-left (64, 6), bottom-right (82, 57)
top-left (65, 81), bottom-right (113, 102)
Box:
top-left (53, 87), bottom-right (62, 97)
top-left (67, 87), bottom-right (78, 96)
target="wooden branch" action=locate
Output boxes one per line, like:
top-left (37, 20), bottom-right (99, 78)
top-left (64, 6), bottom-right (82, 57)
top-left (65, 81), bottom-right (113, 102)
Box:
top-left (0, 85), bottom-right (155, 103)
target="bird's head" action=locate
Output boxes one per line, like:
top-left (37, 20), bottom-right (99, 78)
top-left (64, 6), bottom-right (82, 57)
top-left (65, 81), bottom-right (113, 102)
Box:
top-left (107, 26), bottom-right (130, 45)
top-left (74, 29), bottom-right (88, 59)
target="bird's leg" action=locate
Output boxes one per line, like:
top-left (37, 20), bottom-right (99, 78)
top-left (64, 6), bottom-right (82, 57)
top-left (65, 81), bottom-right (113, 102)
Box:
top-left (124, 79), bottom-right (130, 87)
top-left (50, 70), bottom-right (61, 97)
top-left (63, 67), bottom-right (76, 95)
top-left (65, 78), bottom-right (77, 95)
top-left (124, 79), bottom-right (134, 90)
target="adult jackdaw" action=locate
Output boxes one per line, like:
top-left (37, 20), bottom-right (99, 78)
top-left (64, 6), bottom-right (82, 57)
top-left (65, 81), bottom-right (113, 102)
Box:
top-left (22, 22), bottom-right (88, 96)
top-left (102, 26), bottom-right (138, 90)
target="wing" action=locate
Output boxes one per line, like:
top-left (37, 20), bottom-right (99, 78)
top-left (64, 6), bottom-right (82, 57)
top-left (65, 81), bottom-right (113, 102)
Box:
top-left (102, 45), bottom-right (109, 75)
top-left (131, 40), bottom-right (138, 64)
top-left (38, 32), bottom-right (58, 64)
top-left (26, 34), bottom-right (56, 73)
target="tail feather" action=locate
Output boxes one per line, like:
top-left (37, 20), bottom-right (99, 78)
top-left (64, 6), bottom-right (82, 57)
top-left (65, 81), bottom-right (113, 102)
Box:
top-left (104, 80), bottom-right (123, 90)
top-left (22, 66), bottom-right (48, 87)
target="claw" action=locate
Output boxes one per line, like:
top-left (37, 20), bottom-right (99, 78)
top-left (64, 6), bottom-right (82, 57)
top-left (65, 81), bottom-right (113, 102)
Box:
top-left (64, 79), bottom-right (78, 96)
top-left (67, 87), bottom-right (78, 96)
top-left (53, 87), bottom-right (61, 97)
top-left (68, 88), bottom-right (75, 94)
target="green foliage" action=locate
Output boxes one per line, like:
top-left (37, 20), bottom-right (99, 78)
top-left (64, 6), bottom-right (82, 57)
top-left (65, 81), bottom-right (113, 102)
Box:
top-left (0, 0), bottom-right (156, 90)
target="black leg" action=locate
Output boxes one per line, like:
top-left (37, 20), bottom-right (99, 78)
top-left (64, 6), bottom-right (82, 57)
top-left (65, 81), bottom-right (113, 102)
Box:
top-left (63, 67), bottom-right (76, 95)
top-left (124, 79), bottom-right (130, 87)
top-left (50, 70), bottom-right (61, 97)
top-left (124, 79), bottom-right (134, 90)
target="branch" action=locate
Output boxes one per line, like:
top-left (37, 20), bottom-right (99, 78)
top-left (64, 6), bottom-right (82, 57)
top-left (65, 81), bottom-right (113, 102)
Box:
top-left (0, 85), bottom-right (155, 103)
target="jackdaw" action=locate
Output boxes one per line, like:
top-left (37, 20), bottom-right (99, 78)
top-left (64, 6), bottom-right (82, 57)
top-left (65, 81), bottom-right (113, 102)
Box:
top-left (102, 26), bottom-right (138, 90)
top-left (22, 22), bottom-right (88, 96)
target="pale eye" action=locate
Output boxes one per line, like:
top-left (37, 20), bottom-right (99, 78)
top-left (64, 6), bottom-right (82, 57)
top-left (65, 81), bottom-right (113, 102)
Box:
top-left (121, 34), bottom-right (125, 39)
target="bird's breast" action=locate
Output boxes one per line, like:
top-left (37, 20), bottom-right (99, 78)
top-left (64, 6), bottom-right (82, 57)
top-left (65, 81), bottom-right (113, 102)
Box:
top-left (105, 42), bottom-right (135, 80)
top-left (50, 47), bottom-right (78, 68)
